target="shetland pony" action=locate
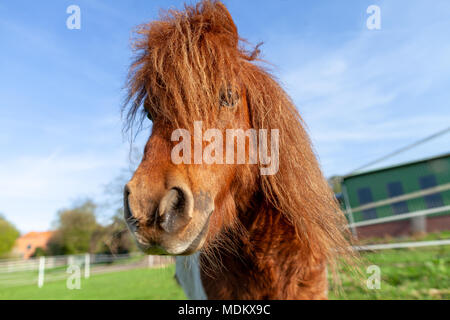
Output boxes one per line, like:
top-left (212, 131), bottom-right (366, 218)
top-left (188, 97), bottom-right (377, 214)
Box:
top-left (123, 0), bottom-right (353, 299)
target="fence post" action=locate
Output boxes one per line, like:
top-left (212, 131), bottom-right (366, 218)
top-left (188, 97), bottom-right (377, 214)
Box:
top-left (68, 255), bottom-right (74, 266)
top-left (342, 185), bottom-right (358, 239)
top-left (48, 257), bottom-right (55, 269)
top-left (38, 256), bottom-right (45, 288)
top-left (84, 254), bottom-right (90, 279)
top-left (411, 215), bottom-right (427, 233)
top-left (148, 255), bottom-right (154, 268)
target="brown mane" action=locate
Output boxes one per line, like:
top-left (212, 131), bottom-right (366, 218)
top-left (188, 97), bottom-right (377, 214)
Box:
top-left (124, 0), bottom-right (355, 299)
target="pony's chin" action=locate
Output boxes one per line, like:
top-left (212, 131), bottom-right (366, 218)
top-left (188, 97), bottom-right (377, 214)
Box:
top-left (138, 212), bottom-right (211, 256)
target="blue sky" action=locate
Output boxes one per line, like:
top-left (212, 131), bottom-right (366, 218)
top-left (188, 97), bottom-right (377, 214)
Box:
top-left (1, 0), bottom-right (449, 233)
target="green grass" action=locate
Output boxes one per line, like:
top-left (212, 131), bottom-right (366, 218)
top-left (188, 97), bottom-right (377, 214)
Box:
top-left (1, 241), bottom-right (449, 300)
top-left (331, 246), bottom-right (450, 300)
top-left (0, 265), bottom-right (186, 300)
top-left (358, 230), bottom-right (450, 245)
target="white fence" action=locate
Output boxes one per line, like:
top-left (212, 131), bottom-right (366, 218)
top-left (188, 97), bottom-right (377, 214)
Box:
top-left (355, 239), bottom-right (450, 251)
top-left (343, 182), bottom-right (450, 236)
top-left (349, 205), bottom-right (450, 228)
top-left (0, 253), bottom-right (174, 288)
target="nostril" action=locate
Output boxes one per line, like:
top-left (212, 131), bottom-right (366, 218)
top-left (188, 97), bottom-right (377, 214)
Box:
top-left (124, 186), bottom-right (139, 229)
top-left (159, 186), bottom-right (193, 233)
top-left (160, 188), bottom-right (184, 216)
top-left (172, 187), bottom-right (188, 212)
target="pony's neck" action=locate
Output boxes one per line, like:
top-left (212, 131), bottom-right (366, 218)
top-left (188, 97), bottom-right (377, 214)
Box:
top-left (200, 196), bottom-right (328, 300)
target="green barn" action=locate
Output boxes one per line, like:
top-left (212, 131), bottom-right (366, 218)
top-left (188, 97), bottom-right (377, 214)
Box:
top-left (340, 153), bottom-right (450, 238)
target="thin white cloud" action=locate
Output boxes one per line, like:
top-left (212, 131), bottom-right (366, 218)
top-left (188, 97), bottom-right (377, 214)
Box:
top-left (0, 149), bottom-right (127, 232)
top-left (2, 0), bottom-right (450, 232)
top-left (272, 1), bottom-right (450, 176)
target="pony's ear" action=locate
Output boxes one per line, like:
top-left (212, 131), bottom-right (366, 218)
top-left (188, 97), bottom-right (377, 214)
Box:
top-left (197, 1), bottom-right (239, 48)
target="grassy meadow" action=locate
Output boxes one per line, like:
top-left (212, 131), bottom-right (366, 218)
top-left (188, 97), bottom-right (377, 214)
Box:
top-left (0, 265), bottom-right (186, 300)
top-left (331, 245), bottom-right (449, 300)
top-left (1, 233), bottom-right (449, 300)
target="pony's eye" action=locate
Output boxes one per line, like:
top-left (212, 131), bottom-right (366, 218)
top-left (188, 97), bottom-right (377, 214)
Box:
top-left (220, 89), bottom-right (239, 108)
top-left (145, 109), bottom-right (153, 122)
top-left (143, 98), bottom-right (154, 121)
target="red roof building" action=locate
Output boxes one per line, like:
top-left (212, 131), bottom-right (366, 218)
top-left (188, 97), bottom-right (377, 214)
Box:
top-left (13, 231), bottom-right (53, 259)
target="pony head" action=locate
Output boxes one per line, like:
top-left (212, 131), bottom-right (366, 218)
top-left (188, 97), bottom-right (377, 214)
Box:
top-left (123, 0), bottom-right (351, 266)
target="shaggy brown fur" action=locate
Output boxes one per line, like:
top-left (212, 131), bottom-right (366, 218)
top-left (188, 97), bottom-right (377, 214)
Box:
top-left (124, 0), bottom-right (354, 299)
